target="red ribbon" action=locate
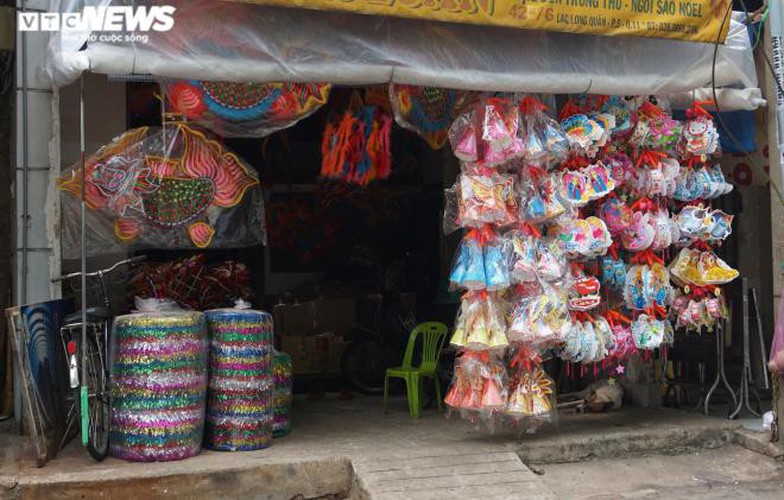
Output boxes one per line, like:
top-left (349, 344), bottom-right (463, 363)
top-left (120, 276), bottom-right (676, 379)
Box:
top-left (689, 240), bottom-right (713, 252)
top-left (686, 100), bottom-right (715, 119)
top-left (510, 346), bottom-right (542, 372)
top-left (605, 310), bottom-right (632, 326)
top-left (461, 289), bottom-right (490, 301)
top-left (689, 285), bottom-right (718, 299)
top-left (638, 101), bottom-right (664, 119)
top-left (572, 311), bottom-right (593, 323)
top-left (519, 95), bottom-right (548, 114)
top-left (519, 222), bottom-right (542, 238)
top-left (630, 249), bottom-right (664, 266)
top-left (630, 197), bottom-right (657, 212)
top-left (486, 97), bottom-right (511, 109)
top-left (644, 304), bottom-right (667, 319)
top-left (563, 154), bottom-right (590, 170)
top-left (635, 150), bottom-right (665, 169)
top-left (466, 224), bottom-right (496, 247)
top-left (608, 242), bottom-right (620, 260)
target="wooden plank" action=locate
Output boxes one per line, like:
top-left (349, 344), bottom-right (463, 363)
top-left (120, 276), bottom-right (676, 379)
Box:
top-left (5, 308), bottom-right (47, 467)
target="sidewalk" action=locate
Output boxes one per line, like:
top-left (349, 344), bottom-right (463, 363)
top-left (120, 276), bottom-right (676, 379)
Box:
top-left (0, 396), bottom-right (765, 499)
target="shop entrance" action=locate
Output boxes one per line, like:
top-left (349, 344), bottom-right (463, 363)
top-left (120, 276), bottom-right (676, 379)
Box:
top-left (125, 84), bottom-right (459, 404)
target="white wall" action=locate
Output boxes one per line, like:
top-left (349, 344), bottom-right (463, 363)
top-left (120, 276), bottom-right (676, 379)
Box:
top-left (15, 1), bottom-right (127, 306)
top-left (14, 0), bottom-right (54, 306)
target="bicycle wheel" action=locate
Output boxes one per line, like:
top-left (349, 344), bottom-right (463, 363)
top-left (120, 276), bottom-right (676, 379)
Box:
top-left (78, 335), bottom-right (110, 461)
top-left (341, 338), bottom-right (397, 395)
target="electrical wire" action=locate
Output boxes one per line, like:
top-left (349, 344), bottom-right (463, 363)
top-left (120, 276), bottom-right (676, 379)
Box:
top-left (752, 5), bottom-right (770, 50)
top-left (710, 1), bottom-right (784, 207)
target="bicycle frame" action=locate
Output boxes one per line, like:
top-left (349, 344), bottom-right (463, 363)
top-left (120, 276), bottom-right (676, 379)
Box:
top-left (53, 255), bottom-right (145, 453)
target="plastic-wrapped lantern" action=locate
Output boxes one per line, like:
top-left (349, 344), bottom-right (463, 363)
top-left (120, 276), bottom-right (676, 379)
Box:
top-left (272, 350), bottom-right (293, 438)
top-left (204, 302), bottom-right (274, 451)
top-left (109, 310), bottom-right (208, 462)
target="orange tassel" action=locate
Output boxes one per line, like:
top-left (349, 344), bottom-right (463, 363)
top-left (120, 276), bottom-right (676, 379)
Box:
top-left (365, 121), bottom-right (380, 185)
top-left (331, 112), bottom-right (356, 178)
top-left (321, 122), bottom-right (335, 177)
top-left (377, 114), bottom-right (392, 180)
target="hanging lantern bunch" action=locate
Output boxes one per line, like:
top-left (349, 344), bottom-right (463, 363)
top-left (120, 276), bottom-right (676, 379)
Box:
top-left (321, 91), bottom-right (392, 185)
top-left (442, 94), bottom-right (739, 431)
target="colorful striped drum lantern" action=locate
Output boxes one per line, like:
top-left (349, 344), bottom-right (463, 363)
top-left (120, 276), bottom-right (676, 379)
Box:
top-left (271, 350), bottom-right (293, 438)
top-left (204, 304), bottom-right (273, 451)
top-left (109, 310), bottom-right (208, 462)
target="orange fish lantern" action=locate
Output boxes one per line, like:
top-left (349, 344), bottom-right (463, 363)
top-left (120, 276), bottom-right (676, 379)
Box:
top-left (58, 124), bottom-right (265, 251)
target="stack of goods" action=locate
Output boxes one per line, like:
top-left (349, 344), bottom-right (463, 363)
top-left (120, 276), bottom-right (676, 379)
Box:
top-left (443, 95), bottom-right (738, 430)
top-left (129, 254), bottom-right (252, 310)
top-left (204, 304), bottom-right (274, 451)
top-left (109, 310), bottom-right (208, 462)
top-left (444, 96), bottom-right (560, 431)
top-left (667, 101), bottom-right (736, 331)
top-left (271, 350), bottom-right (293, 438)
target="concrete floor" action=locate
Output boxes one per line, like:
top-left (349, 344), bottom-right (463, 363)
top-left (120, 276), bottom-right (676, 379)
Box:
top-left (540, 445), bottom-right (784, 499)
top-left (0, 395), bottom-right (781, 499)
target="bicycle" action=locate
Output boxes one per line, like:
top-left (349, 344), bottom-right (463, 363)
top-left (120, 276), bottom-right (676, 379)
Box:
top-left (340, 293), bottom-right (418, 394)
top-left (53, 255), bottom-right (145, 460)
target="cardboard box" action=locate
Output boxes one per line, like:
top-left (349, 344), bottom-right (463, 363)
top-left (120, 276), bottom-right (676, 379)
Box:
top-left (314, 298), bottom-right (357, 334)
top-left (273, 301), bottom-right (318, 335)
top-left (273, 297), bottom-right (356, 336)
top-left (280, 332), bottom-right (347, 375)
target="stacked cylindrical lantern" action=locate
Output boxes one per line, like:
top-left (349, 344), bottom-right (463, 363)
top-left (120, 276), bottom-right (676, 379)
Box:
top-left (271, 350), bottom-right (293, 438)
top-left (204, 306), bottom-right (273, 451)
top-left (109, 311), bottom-right (208, 462)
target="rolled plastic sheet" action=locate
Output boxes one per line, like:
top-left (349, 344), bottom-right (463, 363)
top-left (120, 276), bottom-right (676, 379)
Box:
top-left (271, 350), bottom-right (292, 438)
top-left (42, 3), bottom-right (758, 106)
top-left (109, 311), bottom-right (208, 462)
top-left (204, 307), bottom-right (273, 451)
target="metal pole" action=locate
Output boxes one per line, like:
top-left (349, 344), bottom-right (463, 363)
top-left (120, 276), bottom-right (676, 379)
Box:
top-left (20, 1), bottom-right (28, 304)
top-left (79, 74), bottom-right (88, 445)
top-left (752, 287), bottom-right (770, 390)
top-left (731, 278), bottom-right (762, 419)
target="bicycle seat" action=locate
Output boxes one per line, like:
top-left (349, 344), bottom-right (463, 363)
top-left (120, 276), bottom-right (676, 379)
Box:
top-left (64, 306), bottom-right (110, 326)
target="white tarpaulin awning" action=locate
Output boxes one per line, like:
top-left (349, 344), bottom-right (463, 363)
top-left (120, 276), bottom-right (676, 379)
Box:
top-left (42, 1), bottom-right (761, 109)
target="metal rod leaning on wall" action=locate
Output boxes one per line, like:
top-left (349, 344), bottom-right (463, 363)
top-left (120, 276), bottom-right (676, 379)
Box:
top-left (79, 74), bottom-right (88, 445)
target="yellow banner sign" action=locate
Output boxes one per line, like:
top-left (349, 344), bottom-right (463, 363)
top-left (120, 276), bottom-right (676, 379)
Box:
top-left (240, 0), bottom-right (731, 43)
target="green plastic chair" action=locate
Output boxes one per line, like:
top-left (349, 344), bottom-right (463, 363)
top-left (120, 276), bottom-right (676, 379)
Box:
top-left (383, 322), bottom-right (448, 419)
